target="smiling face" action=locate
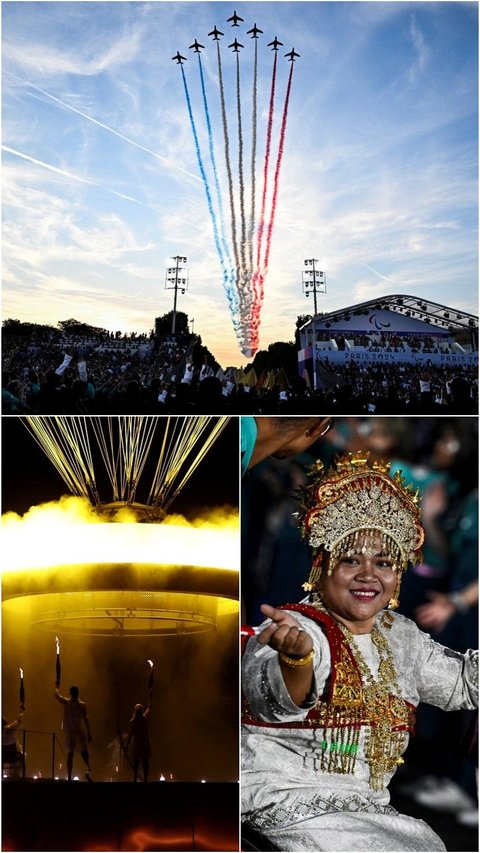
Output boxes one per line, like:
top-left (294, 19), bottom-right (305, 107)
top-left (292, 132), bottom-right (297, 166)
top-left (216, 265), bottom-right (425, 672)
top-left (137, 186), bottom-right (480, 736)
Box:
top-left (317, 535), bottom-right (398, 634)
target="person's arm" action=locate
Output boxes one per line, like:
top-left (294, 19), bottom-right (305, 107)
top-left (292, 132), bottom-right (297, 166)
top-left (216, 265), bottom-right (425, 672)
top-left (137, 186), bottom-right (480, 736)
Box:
top-left (410, 621), bottom-right (478, 710)
top-left (249, 417), bottom-right (332, 469)
top-left (4, 711), bottom-right (24, 731)
top-left (54, 690), bottom-right (67, 704)
top-left (144, 691), bottom-right (152, 719)
top-left (242, 606), bottom-right (331, 722)
top-left (415, 581), bottom-right (479, 633)
top-left (256, 604), bottom-right (315, 707)
top-left (83, 706), bottom-right (92, 742)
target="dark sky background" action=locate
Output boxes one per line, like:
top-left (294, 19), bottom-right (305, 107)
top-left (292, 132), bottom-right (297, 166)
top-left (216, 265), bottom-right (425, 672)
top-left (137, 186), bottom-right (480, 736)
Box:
top-left (1, 415), bottom-right (239, 516)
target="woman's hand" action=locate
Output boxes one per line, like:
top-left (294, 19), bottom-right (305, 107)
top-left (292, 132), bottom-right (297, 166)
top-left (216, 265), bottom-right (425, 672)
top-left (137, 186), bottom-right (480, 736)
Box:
top-left (258, 604), bottom-right (313, 658)
top-left (258, 604), bottom-right (315, 707)
top-left (415, 591), bottom-right (456, 632)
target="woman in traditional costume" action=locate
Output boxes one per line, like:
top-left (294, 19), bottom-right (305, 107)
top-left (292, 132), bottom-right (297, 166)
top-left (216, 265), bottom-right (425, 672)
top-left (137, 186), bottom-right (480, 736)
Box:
top-left (241, 451), bottom-right (478, 851)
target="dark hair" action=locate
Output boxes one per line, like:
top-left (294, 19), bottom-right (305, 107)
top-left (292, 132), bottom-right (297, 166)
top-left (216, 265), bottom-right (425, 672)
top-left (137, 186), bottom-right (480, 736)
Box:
top-left (270, 417), bottom-right (324, 434)
top-left (69, 686), bottom-right (79, 698)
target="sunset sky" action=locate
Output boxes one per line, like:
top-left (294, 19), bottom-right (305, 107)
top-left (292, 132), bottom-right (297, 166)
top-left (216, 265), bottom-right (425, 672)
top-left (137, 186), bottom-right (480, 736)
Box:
top-left (2, 1), bottom-right (477, 367)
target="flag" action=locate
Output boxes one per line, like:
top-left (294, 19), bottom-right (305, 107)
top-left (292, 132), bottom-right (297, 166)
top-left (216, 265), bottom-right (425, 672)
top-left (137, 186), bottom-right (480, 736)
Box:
top-left (55, 354), bottom-right (72, 376)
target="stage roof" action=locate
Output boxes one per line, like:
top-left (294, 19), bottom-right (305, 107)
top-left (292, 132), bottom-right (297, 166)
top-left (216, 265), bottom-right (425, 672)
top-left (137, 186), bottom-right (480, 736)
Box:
top-left (299, 295), bottom-right (478, 333)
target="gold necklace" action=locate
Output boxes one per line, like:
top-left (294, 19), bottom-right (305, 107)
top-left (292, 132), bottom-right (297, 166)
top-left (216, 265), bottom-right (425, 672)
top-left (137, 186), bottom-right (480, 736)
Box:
top-left (338, 620), bottom-right (407, 791)
top-left (311, 596), bottom-right (408, 791)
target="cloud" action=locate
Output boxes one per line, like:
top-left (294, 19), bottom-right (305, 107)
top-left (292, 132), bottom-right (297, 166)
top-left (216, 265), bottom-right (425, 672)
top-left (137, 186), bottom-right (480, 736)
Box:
top-left (408, 15), bottom-right (431, 82)
top-left (3, 24), bottom-right (144, 78)
top-left (4, 74), bottom-right (202, 183)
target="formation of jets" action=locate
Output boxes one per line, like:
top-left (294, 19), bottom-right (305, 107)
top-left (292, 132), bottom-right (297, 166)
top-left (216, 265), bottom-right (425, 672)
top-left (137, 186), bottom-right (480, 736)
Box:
top-left (172, 13), bottom-right (299, 63)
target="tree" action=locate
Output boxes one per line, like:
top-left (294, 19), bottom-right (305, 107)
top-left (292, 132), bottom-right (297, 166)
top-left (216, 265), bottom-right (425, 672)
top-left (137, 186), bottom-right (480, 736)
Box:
top-left (267, 341), bottom-right (297, 374)
top-left (155, 311), bottom-right (189, 338)
top-left (2, 319), bottom-right (60, 338)
top-left (58, 319), bottom-right (108, 336)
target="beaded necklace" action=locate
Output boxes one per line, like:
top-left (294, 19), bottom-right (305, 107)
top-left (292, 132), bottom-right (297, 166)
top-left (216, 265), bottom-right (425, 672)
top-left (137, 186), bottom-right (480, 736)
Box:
top-left (312, 596), bottom-right (407, 791)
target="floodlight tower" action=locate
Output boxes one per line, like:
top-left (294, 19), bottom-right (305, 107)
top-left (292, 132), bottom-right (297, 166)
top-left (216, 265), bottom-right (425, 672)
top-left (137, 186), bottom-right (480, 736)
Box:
top-left (302, 259), bottom-right (326, 317)
top-left (165, 256), bottom-right (189, 335)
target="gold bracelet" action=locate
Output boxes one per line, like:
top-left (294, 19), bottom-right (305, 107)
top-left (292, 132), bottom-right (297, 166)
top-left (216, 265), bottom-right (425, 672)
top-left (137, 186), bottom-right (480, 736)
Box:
top-left (278, 648), bottom-right (314, 668)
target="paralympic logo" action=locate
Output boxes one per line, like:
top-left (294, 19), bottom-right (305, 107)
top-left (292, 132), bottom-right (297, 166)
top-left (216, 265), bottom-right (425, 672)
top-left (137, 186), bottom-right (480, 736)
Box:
top-left (369, 313), bottom-right (391, 331)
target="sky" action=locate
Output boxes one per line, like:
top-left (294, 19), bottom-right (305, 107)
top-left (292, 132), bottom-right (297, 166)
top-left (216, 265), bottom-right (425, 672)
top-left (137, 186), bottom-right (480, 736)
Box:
top-left (2, 1), bottom-right (478, 367)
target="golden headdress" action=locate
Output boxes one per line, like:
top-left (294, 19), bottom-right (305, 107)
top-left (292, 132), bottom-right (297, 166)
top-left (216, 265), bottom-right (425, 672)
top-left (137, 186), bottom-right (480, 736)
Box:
top-left (296, 451), bottom-right (424, 588)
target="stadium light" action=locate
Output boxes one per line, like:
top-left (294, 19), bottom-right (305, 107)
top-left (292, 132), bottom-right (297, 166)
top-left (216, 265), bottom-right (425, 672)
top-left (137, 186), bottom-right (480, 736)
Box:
top-left (301, 258), bottom-right (326, 317)
top-left (165, 256), bottom-right (189, 335)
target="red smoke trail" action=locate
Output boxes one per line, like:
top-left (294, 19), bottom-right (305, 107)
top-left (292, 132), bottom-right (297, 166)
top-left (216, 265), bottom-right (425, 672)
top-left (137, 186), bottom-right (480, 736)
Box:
top-left (255, 51), bottom-right (278, 277)
top-left (262, 62), bottom-right (294, 278)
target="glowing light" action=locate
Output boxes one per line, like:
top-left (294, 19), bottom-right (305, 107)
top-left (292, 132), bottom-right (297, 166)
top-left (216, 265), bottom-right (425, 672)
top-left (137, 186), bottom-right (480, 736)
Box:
top-left (159, 774), bottom-right (166, 781)
top-left (19, 667), bottom-right (23, 678)
top-left (2, 498), bottom-right (239, 573)
top-left (55, 636), bottom-right (60, 654)
top-left (147, 659), bottom-right (153, 668)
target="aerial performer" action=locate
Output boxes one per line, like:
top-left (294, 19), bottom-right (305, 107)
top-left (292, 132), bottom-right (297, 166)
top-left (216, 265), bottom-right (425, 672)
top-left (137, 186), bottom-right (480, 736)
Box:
top-left (173, 14), bottom-right (300, 357)
top-left (241, 451), bottom-right (478, 851)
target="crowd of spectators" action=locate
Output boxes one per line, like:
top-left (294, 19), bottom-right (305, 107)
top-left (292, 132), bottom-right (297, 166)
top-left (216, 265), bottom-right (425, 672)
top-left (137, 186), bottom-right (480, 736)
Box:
top-left (312, 330), bottom-right (459, 354)
top-left (2, 329), bottom-right (477, 415)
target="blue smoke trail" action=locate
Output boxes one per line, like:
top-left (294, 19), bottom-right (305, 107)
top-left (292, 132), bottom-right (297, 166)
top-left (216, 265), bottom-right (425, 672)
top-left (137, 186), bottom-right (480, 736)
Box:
top-left (197, 55), bottom-right (237, 312)
top-left (180, 64), bottom-right (239, 322)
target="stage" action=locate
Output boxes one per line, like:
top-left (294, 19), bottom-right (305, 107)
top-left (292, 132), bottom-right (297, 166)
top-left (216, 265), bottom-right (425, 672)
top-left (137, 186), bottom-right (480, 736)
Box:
top-left (2, 780), bottom-right (239, 851)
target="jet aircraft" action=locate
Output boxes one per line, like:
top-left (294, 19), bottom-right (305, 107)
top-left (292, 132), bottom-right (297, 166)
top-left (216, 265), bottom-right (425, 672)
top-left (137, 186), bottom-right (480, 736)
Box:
top-left (268, 37), bottom-right (283, 51)
top-left (247, 23), bottom-right (263, 38)
top-left (208, 26), bottom-right (224, 40)
top-left (227, 10), bottom-right (244, 26)
top-left (172, 51), bottom-right (187, 64)
top-left (285, 48), bottom-right (300, 61)
top-left (228, 38), bottom-right (244, 52)
top-left (189, 39), bottom-right (205, 53)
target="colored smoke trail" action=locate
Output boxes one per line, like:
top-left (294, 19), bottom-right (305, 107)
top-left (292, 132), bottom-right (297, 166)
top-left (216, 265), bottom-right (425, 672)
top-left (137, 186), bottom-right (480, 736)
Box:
top-left (175, 35), bottom-right (297, 358)
top-left (254, 50), bottom-right (278, 303)
top-left (216, 41), bottom-right (240, 297)
top-left (235, 54), bottom-right (247, 279)
top-left (248, 40), bottom-right (258, 274)
top-left (180, 64), bottom-right (238, 321)
top-left (197, 55), bottom-right (237, 313)
top-left (262, 62), bottom-right (294, 277)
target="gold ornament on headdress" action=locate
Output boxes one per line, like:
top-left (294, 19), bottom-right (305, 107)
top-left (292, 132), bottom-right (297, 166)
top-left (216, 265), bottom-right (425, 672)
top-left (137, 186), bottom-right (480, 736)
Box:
top-left (296, 452), bottom-right (424, 590)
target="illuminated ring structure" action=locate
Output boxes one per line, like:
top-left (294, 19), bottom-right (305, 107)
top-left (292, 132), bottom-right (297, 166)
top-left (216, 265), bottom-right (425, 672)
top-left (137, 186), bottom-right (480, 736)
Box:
top-left (2, 513), bottom-right (239, 638)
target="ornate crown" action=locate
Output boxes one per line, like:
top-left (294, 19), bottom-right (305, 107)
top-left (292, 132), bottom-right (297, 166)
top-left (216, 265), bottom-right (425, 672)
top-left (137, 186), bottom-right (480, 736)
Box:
top-left (296, 451), bottom-right (424, 578)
